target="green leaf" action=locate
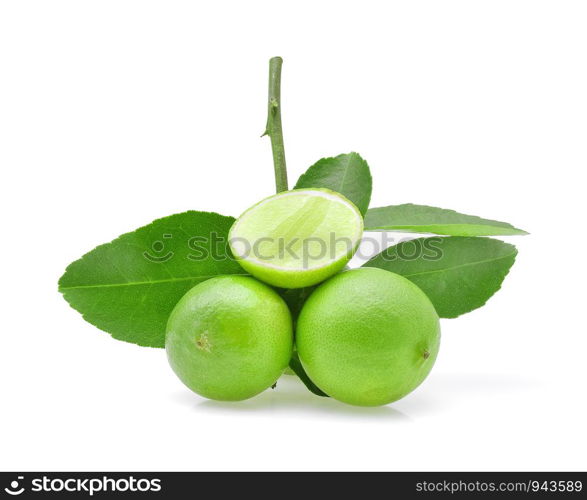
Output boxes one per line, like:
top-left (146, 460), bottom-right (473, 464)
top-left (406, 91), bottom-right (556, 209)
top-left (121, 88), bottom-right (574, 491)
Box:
top-left (364, 204), bottom-right (528, 236)
top-left (289, 352), bottom-right (329, 398)
top-left (294, 152), bottom-right (372, 215)
top-left (363, 237), bottom-right (517, 318)
top-left (278, 286), bottom-right (316, 327)
top-left (58, 211), bottom-right (245, 348)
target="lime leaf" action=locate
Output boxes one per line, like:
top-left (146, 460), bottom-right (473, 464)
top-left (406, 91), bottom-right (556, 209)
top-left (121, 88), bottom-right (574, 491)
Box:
top-left (294, 152), bottom-right (372, 215)
top-left (289, 352), bottom-right (329, 398)
top-left (363, 237), bottom-right (517, 318)
top-left (58, 211), bottom-right (245, 348)
top-left (365, 204), bottom-right (528, 236)
top-left (279, 286), bottom-right (316, 325)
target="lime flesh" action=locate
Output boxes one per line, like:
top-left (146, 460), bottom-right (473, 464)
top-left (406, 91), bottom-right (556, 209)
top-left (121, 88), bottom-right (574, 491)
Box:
top-left (165, 276), bottom-right (293, 401)
top-left (296, 268), bottom-right (440, 406)
top-left (229, 189), bottom-right (363, 288)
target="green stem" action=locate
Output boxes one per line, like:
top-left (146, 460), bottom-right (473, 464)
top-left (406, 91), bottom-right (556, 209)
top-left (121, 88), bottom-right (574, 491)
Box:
top-left (263, 56), bottom-right (288, 193)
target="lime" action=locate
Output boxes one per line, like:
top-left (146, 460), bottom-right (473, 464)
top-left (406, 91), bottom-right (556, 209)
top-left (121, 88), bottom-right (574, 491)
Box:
top-left (296, 268), bottom-right (440, 406)
top-left (229, 188), bottom-right (363, 288)
top-left (165, 275), bottom-right (293, 401)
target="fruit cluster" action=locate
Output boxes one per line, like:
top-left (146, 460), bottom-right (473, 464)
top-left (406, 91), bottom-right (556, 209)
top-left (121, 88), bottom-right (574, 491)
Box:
top-left (166, 188), bottom-right (440, 407)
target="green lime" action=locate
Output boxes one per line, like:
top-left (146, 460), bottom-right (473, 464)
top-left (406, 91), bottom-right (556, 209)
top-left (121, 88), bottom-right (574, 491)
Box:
top-left (296, 268), bottom-right (440, 406)
top-left (229, 188), bottom-right (363, 288)
top-left (165, 276), bottom-right (293, 401)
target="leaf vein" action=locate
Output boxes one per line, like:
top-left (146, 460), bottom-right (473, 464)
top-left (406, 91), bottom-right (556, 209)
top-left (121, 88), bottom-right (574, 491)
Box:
top-left (399, 252), bottom-right (517, 279)
top-left (59, 273), bottom-right (249, 291)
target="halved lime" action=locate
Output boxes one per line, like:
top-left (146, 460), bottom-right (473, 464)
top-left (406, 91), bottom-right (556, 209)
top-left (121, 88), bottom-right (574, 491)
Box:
top-left (229, 188), bottom-right (363, 288)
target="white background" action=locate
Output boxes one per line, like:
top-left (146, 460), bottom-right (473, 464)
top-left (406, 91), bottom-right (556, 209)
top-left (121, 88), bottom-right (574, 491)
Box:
top-left (1, 1), bottom-right (586, 472)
